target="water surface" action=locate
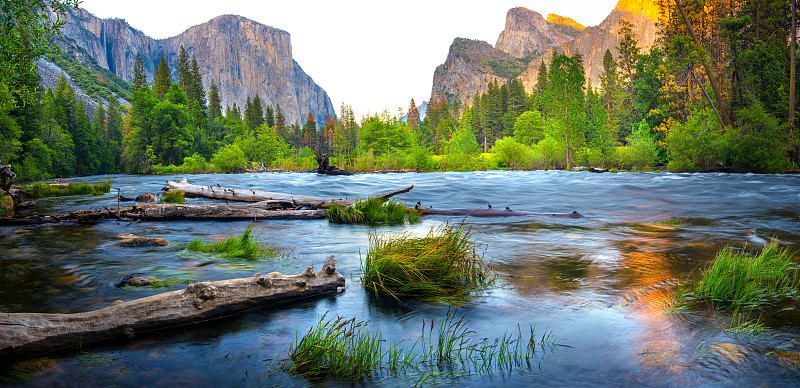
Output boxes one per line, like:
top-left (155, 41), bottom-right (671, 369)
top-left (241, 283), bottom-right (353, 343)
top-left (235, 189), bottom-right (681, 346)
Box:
top-left (2, 171), bottom-right (800, 386)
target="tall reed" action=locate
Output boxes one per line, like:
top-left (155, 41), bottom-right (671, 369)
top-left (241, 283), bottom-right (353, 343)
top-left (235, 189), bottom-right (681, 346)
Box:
top-left (281, 308), bottom-right (556, 381)
top-left (361, 222), bottom-right (494, 301)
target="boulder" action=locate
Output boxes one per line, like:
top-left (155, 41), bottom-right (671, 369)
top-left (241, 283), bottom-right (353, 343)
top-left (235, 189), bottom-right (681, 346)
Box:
top-left (135, 193), bottom-right (157, 203)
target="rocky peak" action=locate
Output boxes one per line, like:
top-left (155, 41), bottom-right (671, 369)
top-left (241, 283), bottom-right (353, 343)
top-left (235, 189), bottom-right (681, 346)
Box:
top-left (48, 7), bottom-right (336, 125)
top-left (546, 14), bottom-right (585, 38)
top-left (495, 7), bottom-right (572, 58)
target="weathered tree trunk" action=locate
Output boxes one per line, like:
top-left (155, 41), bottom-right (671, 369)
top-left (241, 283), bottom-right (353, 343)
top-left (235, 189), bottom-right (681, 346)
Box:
top-left (416, 207), bottom-right (583, 218)
top-left (131, 201), bottom-right (327, 220)
top-left (0, 256), bottom-right (345, 359)
top-left (163, 177), bottom-right (413, 207)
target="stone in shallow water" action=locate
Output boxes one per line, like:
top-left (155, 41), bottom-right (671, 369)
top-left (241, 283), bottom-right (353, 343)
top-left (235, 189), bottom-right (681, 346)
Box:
top-left (113, 237), bottom-right (170, 247)
top-left (135, 193), bottom-right (156, 203)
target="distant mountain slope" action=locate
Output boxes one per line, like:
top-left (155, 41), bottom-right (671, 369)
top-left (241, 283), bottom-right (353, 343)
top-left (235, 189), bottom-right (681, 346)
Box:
top-left (47, 7), bottom-right (336, 125)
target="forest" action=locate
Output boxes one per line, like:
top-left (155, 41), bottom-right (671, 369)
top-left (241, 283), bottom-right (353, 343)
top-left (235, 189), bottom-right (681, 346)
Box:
top-left (0, 0), bottom-right (798, 181)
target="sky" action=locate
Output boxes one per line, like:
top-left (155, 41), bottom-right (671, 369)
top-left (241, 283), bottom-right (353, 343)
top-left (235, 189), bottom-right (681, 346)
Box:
top-left (77, 0), bottom-right (619, 118)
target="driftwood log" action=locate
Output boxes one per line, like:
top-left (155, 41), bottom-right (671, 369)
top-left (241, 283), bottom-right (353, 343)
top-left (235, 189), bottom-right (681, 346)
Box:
top-left (314, 153), bottom-right (352, 175)
top-left (0, 256), bottom-right (345, 359)
top-left (163, 177), bottom-right (412, 207)
top-left (131, 201), bottom-right (327, 220)
top-left (416, 208), bottom-right (583, 218)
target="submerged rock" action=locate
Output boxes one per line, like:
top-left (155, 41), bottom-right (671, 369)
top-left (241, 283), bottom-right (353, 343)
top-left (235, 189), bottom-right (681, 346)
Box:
top-left (114, 237), bottom-right (170, 247)
top-left (135, 193), bottom-right (156, 203)
top-left (709, 343), bottom-right (748, 363)
top-left (116, 273), bottom-right (154, 287)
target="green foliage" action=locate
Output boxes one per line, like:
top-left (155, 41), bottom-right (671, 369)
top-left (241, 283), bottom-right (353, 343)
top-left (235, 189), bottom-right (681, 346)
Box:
top-left (148, 276), bottom-right (192, 288)
top-left (666, 110), bottom-right (725, 171)
top-left (513, 110), bottom-right (546, 146)
top-left (47, 42), bottom-right (132, 102)
top-left (327, 198), bottom-right (419, 225)
top-left (282, 308), bottom-right (556, 381)
top-left (160, 190), bottom-right (185, 203)
top-left (678, 242), bottom-right (799, 309)
top-left (719, 103), bottom-right (789, 173)
top-left (491, 137), bottom-right (533, 169)
top-left (529, 137), bottom-right (568, 170)
top-left (210, 143), bottom-right (247, 173)
top-left (358, 115), bottom-right (412, 156)
top-left (22, 181), bottom-right (111, 199)
top-left (619, 121), bottom-right (657, 169)
top-left (361, 223), bottom-right (494, 301)
top-left (186, 225), bottom-right (277, 260)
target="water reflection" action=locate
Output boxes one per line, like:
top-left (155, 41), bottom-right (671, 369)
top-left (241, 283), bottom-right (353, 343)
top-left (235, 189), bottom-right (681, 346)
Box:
top-left (2, 171), bottom-right (800, 386)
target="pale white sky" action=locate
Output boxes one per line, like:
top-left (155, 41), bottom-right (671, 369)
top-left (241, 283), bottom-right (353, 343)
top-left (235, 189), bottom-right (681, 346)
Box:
top-left (77, 0), bottom-right (618, 118)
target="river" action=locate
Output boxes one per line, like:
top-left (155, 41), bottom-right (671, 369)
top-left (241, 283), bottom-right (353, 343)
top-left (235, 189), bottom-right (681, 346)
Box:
top-left (2, 171), bottom-right (800, 386)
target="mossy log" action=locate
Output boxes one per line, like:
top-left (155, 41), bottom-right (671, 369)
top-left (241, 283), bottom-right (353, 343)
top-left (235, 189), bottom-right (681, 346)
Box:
top-left (163, 177), bottom-right (412, 207)
top-left (0, 256), bottom-right (345, 359)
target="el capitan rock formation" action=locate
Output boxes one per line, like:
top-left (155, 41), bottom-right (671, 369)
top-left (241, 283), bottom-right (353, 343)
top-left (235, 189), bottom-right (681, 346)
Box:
top-left (47, 7), bottom-right (336, 125)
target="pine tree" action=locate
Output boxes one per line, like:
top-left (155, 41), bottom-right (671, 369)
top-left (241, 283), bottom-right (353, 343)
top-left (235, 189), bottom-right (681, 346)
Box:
top-left (407, 98), bottom-right (419, 131)
top-left (252, 95), bottom-right (264, 127)
top-left (616, 20), bottom-right (640, 91)
top-left (244, 96), bottom-right (254, 129)
top-left (265, 104), bottom-right (275, 128)
top-left (303, 112), bottom-right (317, 150)
top-left (177, 45), bottom-right (191, 91)
top-left (207, 79), bottom-right (221, 121)
top-left (152, 52), bottom-right (171, 100)
top-left (133, 53), bottom-right (147, 90)
top-left (275, 104), bottom-right (286, 137)
top-left (188, 55), bottom-right (205, 107)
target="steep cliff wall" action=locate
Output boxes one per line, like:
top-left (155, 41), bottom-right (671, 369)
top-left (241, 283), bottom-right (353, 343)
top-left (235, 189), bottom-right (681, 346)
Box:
top-left (495, 7), bottom-right (572, 58)
top-left (50, 8), bottom-right (336, 125)
top-left (519, 0), bottom-right (660, 92)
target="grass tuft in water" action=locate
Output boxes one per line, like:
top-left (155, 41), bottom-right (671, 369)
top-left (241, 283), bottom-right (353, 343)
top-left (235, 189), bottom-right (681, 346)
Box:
top-left (160, 190), bottom-right (186, 203)
top-left (327, 197), bottom-right (420, 225)
top-left (678, 242), bottom-right (799, 309)
top-left (656, 217), bottom-right (685, 226)
top-left (22, 181), bottom-right (111, 198)
top-left (186, 225), bottom-right (277, 260)
top-left (361, 222), bottom-right (494, 301)
top-left (281, 308), bottom-right (557, 382)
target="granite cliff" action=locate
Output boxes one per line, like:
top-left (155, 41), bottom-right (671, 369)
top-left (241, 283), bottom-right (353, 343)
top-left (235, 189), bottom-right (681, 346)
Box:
top-left (520, 0), bottom-right (660, 91)
top-left (432, 7), bottom-right (572, 105)
top-left (47, 7), bottom-right (336, 125)
top-left (430, 1), bottom-right (660, 105)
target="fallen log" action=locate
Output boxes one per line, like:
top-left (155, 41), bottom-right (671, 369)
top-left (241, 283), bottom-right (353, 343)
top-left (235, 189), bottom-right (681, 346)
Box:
top-left (131, 201), bottom-right (327, 220)
top-left (417, 207), bottom-right (583, 218)
top-left (0, 256), bottom-right (345, 359)
top-left (163, 177), bottom-right (413, 207)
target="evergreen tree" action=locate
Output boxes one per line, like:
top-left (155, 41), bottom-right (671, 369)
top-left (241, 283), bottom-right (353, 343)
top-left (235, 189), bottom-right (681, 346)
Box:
top-left (153, 52), bottom-right (171, 100)
top-left (407, 98), bottom-right (419, 131)
top-left (303, 112), bottom-right (318, 150)
top-left (188, 55), bottom-right (205, 107)
top-left (275, 104), bottom-right (286, 138)
top-left (244, 96), bottom-right (253, 129)
top-left (616, 20), bottom-right (640, 91)
top-left (133, 53), bottom-right (148, 90)
top-left (176, 45), bottom-right (191, 91)
top-left (252, 95), bottom-right (265, 127)
top-left (207, 79), bottom-right (222, 121)
top-left (265, 104), bottom-right (275, 128)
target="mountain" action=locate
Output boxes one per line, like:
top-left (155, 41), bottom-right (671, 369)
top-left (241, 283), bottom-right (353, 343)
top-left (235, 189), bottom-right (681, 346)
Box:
top-left (431, 7), bottom-right (569, 105)
top-left (519, 0), bottom-right (660, 90)
top-left (430, 1), bottom-right (661, 105)
top-left (46, 7), bottom-right (336, 125)
top-left (495, 7), bottom-right (573, 59)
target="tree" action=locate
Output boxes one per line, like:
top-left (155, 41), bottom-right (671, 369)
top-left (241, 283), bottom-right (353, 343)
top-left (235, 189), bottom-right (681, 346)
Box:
top-left (512, 111), bottom-right (546, 146)
top-left (616, 20), bottom-right (640, 91)
top-left (152, 52), bottom-right (171, 100)
top-left (265, 104), bottom-right (275, 128)
top-left (187, 55), bottom-right (205, 107)
top-left (133, 53), bottom-right (147, 90)
top-left (407, 98), bottom-right (419, 131)
top-left (207, 79), bottom-right (222, 121)
top-left (302, 111), bottom-right (317, 150)
top-left (251, 95), bottom-right (264, 128)
top-left (176, 45), bottom-right (191, 91)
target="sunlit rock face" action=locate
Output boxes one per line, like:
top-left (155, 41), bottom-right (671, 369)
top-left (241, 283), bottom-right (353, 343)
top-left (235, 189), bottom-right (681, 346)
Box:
top-left (495, 7), bottom-right (573, 59)
top-left (48, 8), bottom-right (336, 125)
top-left (519, 0), bottom-right (661, 91)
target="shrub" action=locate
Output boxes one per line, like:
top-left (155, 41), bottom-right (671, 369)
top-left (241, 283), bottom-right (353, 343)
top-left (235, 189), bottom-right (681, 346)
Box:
top-left (361, 223), bottom-right (494, 301)
top-left (491, 137), bottom-right (533, 169)
top-left (210, 143), bottom-right (247, 173)
top-left (23, 181), bottom-right (111, 198)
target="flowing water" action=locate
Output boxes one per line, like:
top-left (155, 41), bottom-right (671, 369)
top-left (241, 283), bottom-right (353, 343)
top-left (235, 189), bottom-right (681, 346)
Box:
top-left (2, 171), bottom-right (800, 386)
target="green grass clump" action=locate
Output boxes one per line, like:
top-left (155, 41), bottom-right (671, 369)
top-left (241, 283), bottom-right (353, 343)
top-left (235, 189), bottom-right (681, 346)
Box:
top-left (680, 242), bottom-right (799, 309)
top-left (186, 225), bottom-right (276, 260)
top-left (327, 198), bottom-right (420, 225)
top-left (160, 190), bottom-right (186, 203)
top-left (656, 217), bottom-right (685, 226)
top-left (281, 308), bottom-right (556, 382)
top-left (361, 222), bottom-right (494, 301)
top-left (23, 181), bottom-right (111, 198)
